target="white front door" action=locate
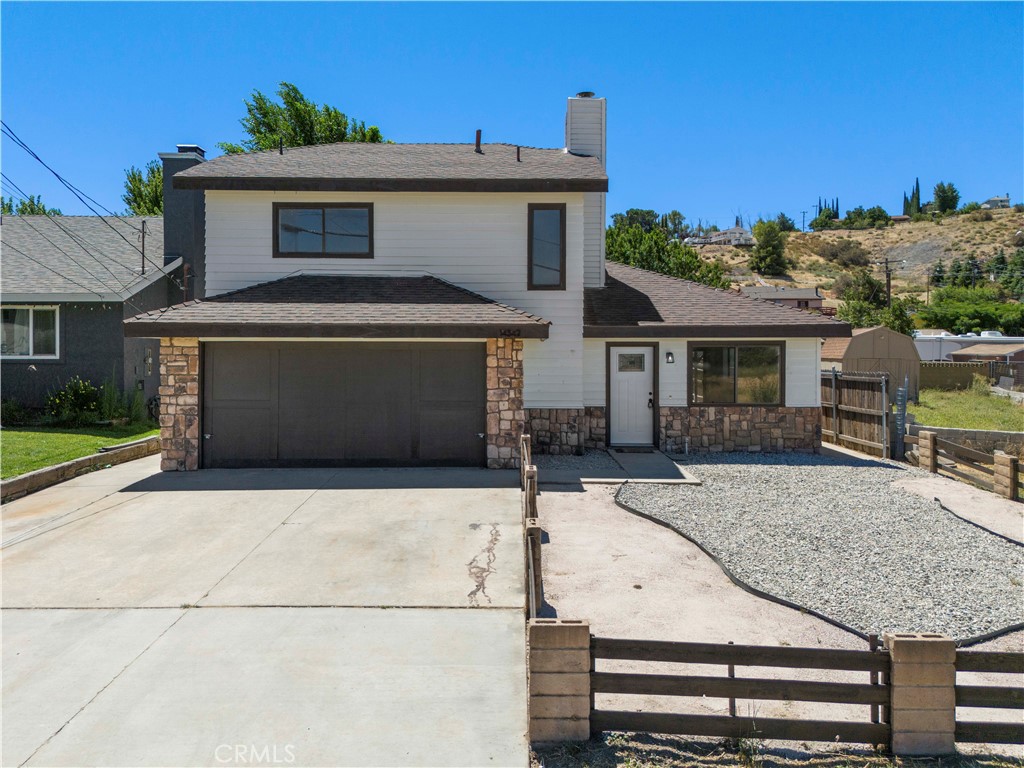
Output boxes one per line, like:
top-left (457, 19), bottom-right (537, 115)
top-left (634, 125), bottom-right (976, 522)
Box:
top-left (609, 346), bottom-right (654, 446)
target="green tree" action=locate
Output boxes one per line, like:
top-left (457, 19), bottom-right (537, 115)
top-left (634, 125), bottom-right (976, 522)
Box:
top-left (1, 194), bottom-right (62, 215)
top-left (987, 251), bottom-right (1008, 281)
top-left (658, 210), bottom-right (689, 239)
top-left (610, 208), bottom-right (659, 232)
top-left (836, 299), bottom-right (880, 328)
top-left (218, 82), bottom-right (385, 154)
top-left (749, 219), bottom-right (789, 275)
top-left (1001, 249), bottom-right (1024, 299)
top-left (605, 224), bottom-right (730, 288)
top-left (948, 257), bottom-right (965, 287)
top-left (878, 299), bottom-right (915, 336)
top-left (833, 268), bottom-right (886, 307)
top-left (775, 212), bottom-right (797, 232)
top-left (929, 259), bottom-right (946, 287)
top-left (933, 181), bottom-right (960, 214)
top-left (122, 160), bottom-right (163, 215)
top-left (809, 207), bottom-right (837, 231)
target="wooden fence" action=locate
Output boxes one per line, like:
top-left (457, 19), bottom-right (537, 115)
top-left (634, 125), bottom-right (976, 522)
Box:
top-left (589, 636), bottom-right (891, 744)
top-left (911, 430), bottom-right (1022, 501)
top-left (955, 649), bottom-right (1024, 744)
top-left (520, 434), bottom-right (541, 618)
top-left (821, 371), bottom-right (891, 458)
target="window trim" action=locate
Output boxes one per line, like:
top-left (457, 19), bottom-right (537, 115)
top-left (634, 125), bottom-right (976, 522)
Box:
top-left (527, 202), bottom-right (566, 291)
top-left (272, 202), bottom-right (374, 259)
top-left (1, 304), bottom-right (60, 360)
top-left (687, 341), bottom-right (786, 406)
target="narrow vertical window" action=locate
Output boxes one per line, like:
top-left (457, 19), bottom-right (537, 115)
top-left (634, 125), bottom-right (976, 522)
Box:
top-left (528, 203), bottom-right (566, 290)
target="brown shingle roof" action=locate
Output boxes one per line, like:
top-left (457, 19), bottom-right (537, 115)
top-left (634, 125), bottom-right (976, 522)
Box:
top-left (124, 274), bottom-right (550, 339)
top-left (173, 143), bottom-right (607, 193)
top-left (585, 262), bottom-right (850, 338)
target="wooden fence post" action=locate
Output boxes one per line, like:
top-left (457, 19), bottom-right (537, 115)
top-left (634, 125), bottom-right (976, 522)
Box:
top-left (525, 518), bottom-right (543, 615)
top-left (919, 431), bottom-right (938, 473)
top-left (884, 632), bottom-right (956, 756)
top-left (993, 451), bottom-right (1019, 501)
top-left (529, 619), bottom-right (591, 744)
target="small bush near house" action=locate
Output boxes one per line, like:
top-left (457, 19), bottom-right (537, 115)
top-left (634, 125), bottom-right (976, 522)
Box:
top-left (968, 210), bottom-right (994, 222)
top-left (818, 238), bottom-right (869, 267)
top-left (45, 376), bottom-right (100, 426)
top-left (99, 374), bottom-right (124, 421)
top-left (1, 398), bottom-right (30, 426)
top-left (125, 388), bottom-right (145, 423)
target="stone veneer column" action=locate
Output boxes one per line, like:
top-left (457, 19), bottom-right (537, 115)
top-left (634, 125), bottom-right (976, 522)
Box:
top-left (486, 338), bottom-right (524, 469)
top-left (158, 337), bottom-right (200, 471)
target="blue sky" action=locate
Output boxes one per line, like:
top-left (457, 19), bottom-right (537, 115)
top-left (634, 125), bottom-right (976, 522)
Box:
top-left (2, 2), bottom-right (1021, 227)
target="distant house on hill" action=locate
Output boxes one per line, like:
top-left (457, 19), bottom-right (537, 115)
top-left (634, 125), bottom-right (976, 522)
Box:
top-left (821, 326), bottom-right (921, 402)
top-left (685, 226), bottom-right (756, 247)
top-left (741, 286), bottom-right (823, 311)
top-left (980, 195), bottom-right (1011, 210)
top-left (890, 215), bottom-right (911, 224)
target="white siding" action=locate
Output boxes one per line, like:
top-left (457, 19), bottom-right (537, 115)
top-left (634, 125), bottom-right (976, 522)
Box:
top-left (565, 97), bottom-right (607, 289)
top-left (204, 190), bottom-right (584, 408)
top-left (584, 337), bottom-right (822, 408)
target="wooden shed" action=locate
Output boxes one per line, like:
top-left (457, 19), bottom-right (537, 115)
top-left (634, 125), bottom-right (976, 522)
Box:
top-left (821, 326), bottom-right (921, 401)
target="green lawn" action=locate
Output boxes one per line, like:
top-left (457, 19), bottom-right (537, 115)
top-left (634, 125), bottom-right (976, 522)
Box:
top-left (0, 423), bottom-right (159, 479)
top-left (908, 388), bottom-right (1024, 431)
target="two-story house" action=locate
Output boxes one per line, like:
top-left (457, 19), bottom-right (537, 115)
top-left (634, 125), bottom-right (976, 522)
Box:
top-left (126, 93), bottom-right (848, 471)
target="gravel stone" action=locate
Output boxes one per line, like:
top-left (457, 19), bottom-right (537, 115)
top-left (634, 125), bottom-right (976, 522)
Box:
top-left (533, 450), bottom-right (622, 472)
top-left (617, 452), bottom-right (1024, 641)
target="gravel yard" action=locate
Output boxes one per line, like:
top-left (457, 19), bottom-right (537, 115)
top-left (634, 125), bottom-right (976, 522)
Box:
top-left (616, 452), bottom-right (1024, 641)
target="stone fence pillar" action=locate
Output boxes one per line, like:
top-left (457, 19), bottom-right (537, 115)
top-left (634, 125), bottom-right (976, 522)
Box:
top-left (884, 632), bottom-right (956, 756)
top-left (528, 619), bottom-right (590, 744)
top-left (993, 451), bottom-right (1020, 501)
top-left (918, 431), bottom-right (938, 473)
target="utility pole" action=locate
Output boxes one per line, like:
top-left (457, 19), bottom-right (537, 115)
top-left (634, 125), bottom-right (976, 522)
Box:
top-left (873, 257), bottom-right (904, 307)
top-left (801, 210), bottom-right (807, 232)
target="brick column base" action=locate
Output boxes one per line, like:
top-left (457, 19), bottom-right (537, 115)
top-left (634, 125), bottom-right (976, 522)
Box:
top-left (529, 619), bottom-right (591, 743)
top-left (158, 337), bottom-right (200, 471)
top-left (885, 632), bottom-right (956, 756)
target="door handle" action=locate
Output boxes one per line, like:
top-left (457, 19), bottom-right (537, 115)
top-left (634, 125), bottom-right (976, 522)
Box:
top-left (647, 393), bottom-right (654, 409)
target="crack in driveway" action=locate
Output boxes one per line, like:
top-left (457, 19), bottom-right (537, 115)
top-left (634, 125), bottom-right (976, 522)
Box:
top-left (466, 523), bottom-right (501, 606)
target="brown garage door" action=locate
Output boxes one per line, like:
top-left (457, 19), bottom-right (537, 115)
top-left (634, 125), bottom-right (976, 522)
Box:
top-left (202, 342), bottom-right (486, 468)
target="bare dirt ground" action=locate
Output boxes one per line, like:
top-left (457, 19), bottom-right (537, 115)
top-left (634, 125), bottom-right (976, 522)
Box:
top-left (534, 482), bottom-right (1023, 767)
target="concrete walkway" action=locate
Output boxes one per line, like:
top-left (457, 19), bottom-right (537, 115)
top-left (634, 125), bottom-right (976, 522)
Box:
top-left (2, 456), bottom-right (529, 767)
top-left (538, 449), bottom-right (696, 486)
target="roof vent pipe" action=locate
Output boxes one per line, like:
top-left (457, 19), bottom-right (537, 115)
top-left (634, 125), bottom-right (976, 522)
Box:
top-left (517, 146), bottom-right (521, 162)
top-left (475, 129), bottom-right (482, 154)
top-left (576, 91), bottom-right (595, 98)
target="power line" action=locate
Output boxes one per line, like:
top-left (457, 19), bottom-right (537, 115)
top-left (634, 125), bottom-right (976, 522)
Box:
top-left (3, 174), bottom-right (130, 292)
top-left (1, 121), bottom-right (179, 286)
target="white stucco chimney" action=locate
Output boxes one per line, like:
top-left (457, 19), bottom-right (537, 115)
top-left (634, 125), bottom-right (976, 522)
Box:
top-left (565, 92), bottom-right (607, 287)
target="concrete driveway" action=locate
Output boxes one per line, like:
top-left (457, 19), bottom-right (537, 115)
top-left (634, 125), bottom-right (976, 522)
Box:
top-left (2, 456), bottom-right (528, 767)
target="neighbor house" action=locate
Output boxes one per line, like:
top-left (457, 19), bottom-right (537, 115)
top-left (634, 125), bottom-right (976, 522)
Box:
top-left (741, 286), bottom-right (823, 311)
top-left (125, 93), bottom-right (849, 471)
top-left (1, 216), bottom-right (182, 408)
top-left (684, 226), bottom-right (756, 247)
top-left (980, 195), bottom-right (1010, 210)
top-left (949, 342), bottom-right (1024, 363)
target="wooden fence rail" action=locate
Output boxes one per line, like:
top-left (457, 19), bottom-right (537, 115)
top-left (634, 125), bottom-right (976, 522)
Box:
top-left (917, 430), bottom-right (1021, 501)
top-left (954, 650), bottom-right (1024, 744)
top-left (589, 635), bottom-right (890, 745)
top-left (821, 370), bottom-right (891, 457)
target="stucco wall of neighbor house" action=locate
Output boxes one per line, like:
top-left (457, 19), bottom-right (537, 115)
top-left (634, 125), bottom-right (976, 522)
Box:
top-left (203, 190), bottom-right (585, 409)
top-left (1, 303), bottom-right (124, 408)
top-left (122, 273), bottom-right (178, 404)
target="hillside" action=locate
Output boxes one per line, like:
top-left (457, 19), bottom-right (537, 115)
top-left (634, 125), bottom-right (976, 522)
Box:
top-left (701, 208), bottom-right (1023, 298)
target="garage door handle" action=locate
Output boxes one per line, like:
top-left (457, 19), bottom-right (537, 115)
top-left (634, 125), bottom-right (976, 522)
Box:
top-left (204, 434), bottom-right (212, 439)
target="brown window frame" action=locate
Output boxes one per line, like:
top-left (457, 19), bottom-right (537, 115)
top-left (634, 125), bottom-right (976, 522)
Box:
top-left (687, 341), bottom-right (786, 406)
top-left (527, 203), bottom-right (566, 291)
top-left (272, 202), bottom-right (374, 259)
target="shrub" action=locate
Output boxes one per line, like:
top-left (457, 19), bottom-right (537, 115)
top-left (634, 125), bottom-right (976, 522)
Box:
top-left (46, 376), bottom-right (100, 426)
top-left (1014, 204), bottom-right (1024, 213)
top-left (959, 202), bottom-right (981, 214)
top-left (1, 398), bottom-right (29, 426)
top-left (969, 373), bottom-right (991, 396)
top-left (125, 388), bottom-right (145, 423)
top-left (99, 373), bottom-right (125, 421)
top-left (968, 210), bottom-right (993, 222)
top-left (818, 238), bottom-right (869, 267)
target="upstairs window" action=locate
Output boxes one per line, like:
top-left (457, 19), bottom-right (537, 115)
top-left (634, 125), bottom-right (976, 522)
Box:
top-left (1, 306), bottom-right (59, 359)
top-left (528, 203), bottom-right (566, 290)
top-left (690, 343), bottom-right (783, 405)
top-left (273, 203), bottom-right (373, 258)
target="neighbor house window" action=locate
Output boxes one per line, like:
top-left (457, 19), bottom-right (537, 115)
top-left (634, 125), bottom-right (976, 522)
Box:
top-left (273, 203), bottom-right (373, 258)
top-left (1, 305), bottom-right (59, 359)
top-left (690, 343), bottom-right (783, 405)
top-left (528, 203), bottom-right (566, 290)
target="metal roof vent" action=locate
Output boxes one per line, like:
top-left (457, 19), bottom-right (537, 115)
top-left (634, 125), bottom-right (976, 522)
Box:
top-left (576, 91), bottom-right (595, 98)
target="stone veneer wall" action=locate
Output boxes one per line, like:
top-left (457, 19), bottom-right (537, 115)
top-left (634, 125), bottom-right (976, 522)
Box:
top-left (660, 406), bottom-right (821, 453)
top-left (486, 338), bottom-right (525, 469)
top-left (527, 407), bottom-right (607, 454)
top-left (158, 337), bottom-right (201, 471)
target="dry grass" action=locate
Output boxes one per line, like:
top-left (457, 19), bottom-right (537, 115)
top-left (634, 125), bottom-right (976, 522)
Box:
top-left (532, 733), bottom-right (1022, 768)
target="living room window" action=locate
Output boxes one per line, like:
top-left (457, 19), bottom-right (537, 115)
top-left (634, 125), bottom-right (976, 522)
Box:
top-left (273, 203), bottom-right (373, 258)
top-left (690, 342), bottom-right (783, 405)
top-left (528, 203), bottom-right (566, 290)
top-left (1, 305), bottom-right (59, 359)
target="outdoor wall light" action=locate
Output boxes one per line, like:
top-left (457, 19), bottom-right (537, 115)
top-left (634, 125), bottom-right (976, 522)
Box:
top-left (665, 351), bottom-right (675, 364)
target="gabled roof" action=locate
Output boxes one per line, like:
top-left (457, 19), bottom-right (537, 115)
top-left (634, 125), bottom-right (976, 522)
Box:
top-left (172, 143), bottom-right (608, 193)
top-left (584, 262), bottom-right (850, 338)
top-left (124, 274), bottom-right (550, 339)
top-left (1, 216), bottom-right (177, 302)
